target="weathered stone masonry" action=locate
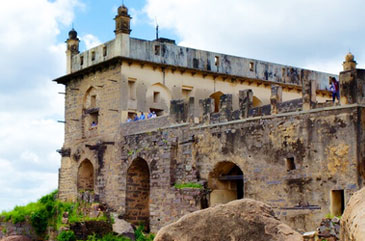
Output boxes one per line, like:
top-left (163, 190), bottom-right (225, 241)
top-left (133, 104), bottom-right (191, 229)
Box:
top-left (54, 5), bottom-right (365, 234)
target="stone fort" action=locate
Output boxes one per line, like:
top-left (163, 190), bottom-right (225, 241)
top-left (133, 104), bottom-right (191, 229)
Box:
top-left (54, 5), bottom-right (365, 233)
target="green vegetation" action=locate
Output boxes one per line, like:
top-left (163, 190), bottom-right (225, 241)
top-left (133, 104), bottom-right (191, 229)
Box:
top-left (0, 190), bottom-right (108, 235)
top-left (57, 230), bottom-right (76, 241)
top-left (174, 182), bottom-right (203, 189)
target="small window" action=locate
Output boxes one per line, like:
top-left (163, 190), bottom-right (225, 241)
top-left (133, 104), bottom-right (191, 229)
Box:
top-left (331, 190), bottom-right (345, 217)
top-left (193, 58), bottom-right (199, 68)
top-left (80, 56), bottom-right (84, 65)
top-left (249, 62), bottom-right (254, 71)
top-left (286, 157), bottom-right (296, 171)
top-left (153, 91), bottom-right (160, 103)
top-left (128, 79), bottom-right (136, 100)
top-left (155, 45), bottom-right (160, 55)
top-left (91, 51), bottom-right (95, 61)
top-left (282, 68), bottom-right (286, 77)
top-left (90, 112), bottom-right (98, 129)
top-left (91, 95), bottom-right (96, 108)
top-left (215, 56), bottom-right (220, 66)
top-left (103, 46), bottom-right (107, 57)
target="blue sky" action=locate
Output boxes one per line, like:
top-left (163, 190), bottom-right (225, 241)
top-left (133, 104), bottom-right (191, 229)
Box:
top-left (1, 0), bottom-right (365, 211)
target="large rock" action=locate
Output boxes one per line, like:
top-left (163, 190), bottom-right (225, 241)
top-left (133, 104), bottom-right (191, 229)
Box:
top-left (341, 187), bottom-right (365, 241)
top-left (1, 235), bottom-right (32, 241)
top-left (154, 199), bottom-right (302, 241)
top-left (112, 215), bottom-right (135, 240)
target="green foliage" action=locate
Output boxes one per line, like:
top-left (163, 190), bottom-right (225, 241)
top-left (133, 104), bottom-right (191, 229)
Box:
top-left (30, 207), bottom-right (49, 234)
top-left (174, 182), bottom-right (203, 189)
top-left (57, 230), bottom-right (76, 241)
top-left (135, 225), bottom-right (155, 241)
top-left (2, 227), bottom-right (7, 235)
top-left (86, 233), bottom-right (131, 241)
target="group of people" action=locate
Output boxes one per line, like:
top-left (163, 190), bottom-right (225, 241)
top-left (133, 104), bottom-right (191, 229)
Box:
top-left (126, 111), bottom-right (157, 122)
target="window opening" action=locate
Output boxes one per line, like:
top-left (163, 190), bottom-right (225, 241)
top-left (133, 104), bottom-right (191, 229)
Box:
top-left (150, 108), bottom-right (164, 116)
top-left (153, 91), bottom-right (160, 103)
top-left (286, 157), bottom-right (296, 171)
top-left (155, 45), bottom-right (160, 55)
top-left (91, 51), bottom-right (95, 61)
top-left (80, 56), bottom-right (84, 65)
top-left (331, 190), bottom-right (345, 217)
top-left (249, 62), bottom-right (254, 71)
top-left (193, 58), bottom-right (199, 68)
top-left (215, 56), bottom-right (220, 66)
top-left (128, 79), bottom-right (136, 100)
top-left (103, 46), bottom-right (107, 57)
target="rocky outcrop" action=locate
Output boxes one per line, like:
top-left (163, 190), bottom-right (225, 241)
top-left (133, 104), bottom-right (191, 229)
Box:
top-left (341, 187), bottom-right (365, 241)
top-left (154, 199), bottom-right (302, 241)
top-left (1, 235), bottom-right (32, 241)
top-left (111, 214), bottom-right (135, 240)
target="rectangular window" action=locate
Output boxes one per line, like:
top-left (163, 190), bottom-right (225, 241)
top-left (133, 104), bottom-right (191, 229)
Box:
top-left (80, 56), bottom-right (84, 65)
top-left (103, 46), bottom-right (107, 57)
top-left (91, 51), bottom-right (95, 61)
top-left (193, 58), bottom-right (199, 68)
top-left (215, 56), bottom-right (220, 66)
top-left (286, 157), bottom-right (296, 171)
top-left (249, 62), bottom-right (254, 71)
top-left (155, 45), bottom-right (160, 55)
top-left (153, 91), bottom-right (160, 103)
top-left (128, 78), bottom-right (136, 100)
top-left (331, 190), bottom-right (345, 217)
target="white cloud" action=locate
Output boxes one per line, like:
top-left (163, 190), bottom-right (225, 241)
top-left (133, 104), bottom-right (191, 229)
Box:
top-left (144, 0), bottom-right (365, 74)
top-left (82, 34), bottom-right (102, 49)
top-left (0, 0), bottom-right (81, 211)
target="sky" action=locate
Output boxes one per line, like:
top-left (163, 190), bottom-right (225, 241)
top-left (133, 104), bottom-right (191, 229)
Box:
top-left (1, 0), bottom-right (365, 211)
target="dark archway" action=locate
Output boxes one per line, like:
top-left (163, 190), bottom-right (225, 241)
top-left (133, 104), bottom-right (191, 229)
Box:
top-left (125, 157), bottom-right (150, 231)
top-left (77, 159), bottom-right (94, 192)
top-left (208, 161), bottom-right (244, 206)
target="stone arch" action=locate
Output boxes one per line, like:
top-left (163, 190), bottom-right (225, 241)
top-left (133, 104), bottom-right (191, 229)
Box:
top-left (125, 157), bottom-right (150, 231)
top-left (253, 96), bottom-right (263, 107)
top-left (77, 159), bottom-right (94, 192)
top-left (210, 91), bottom-right (224, 112)
top-left (146, 83), bottom-right (172, 116)
top-left (82, 87), bottom-right (99, 134)
top-left (208, 161), bottom-right (244, 206)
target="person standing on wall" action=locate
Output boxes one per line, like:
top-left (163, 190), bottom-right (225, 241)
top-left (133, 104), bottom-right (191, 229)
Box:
top-left (330, 77), bottom-right (340, 104)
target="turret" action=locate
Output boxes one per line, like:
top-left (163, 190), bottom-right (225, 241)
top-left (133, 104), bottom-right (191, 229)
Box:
top-left (343, 52), bottom-right (357, 71)
top-left (66, 28), bottom-right (80, 74)
top-left (114, 5), bottom-right (131, 57)
top-left (114, 5), bottom-right (132, 35)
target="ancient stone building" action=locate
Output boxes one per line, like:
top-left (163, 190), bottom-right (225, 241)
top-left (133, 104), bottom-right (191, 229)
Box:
top-left (54, 5), bottom-right (365, 233)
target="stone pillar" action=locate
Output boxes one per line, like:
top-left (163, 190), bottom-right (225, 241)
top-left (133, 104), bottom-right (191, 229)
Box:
top-left (199, 98), bottom-right (215, 124)
top-left (270, 85), bottom-right (282, 114)
top-left (187, 97), bottom-right (195, 123)
top-left (170, 99), bottom-right (187, 123)
top-left (302, 70), bottom-right (316, 111)
top-left (239, 90), bottom-right (253, 118)
top-left (219, 94), bottom-right (233, 121)
top-left (340, 69), bottom-right (365, 105)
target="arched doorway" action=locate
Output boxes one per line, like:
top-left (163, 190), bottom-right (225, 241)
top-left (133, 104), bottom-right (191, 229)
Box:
top-left (77, 159), bottom-right (94, 192)
top-left (125, 157), bottom-right (150, 231)
top-left (208, 161), bottom-right (244, 206)
top-left (210, 91), bottom-right (224, 112)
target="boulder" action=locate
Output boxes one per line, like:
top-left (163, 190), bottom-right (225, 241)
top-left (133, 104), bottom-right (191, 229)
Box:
top-left (1, 235), bottom-right (32, 241)
top-left (111, 214), bottom-right (135, 240)
top-left (341, 187), bottom-right (365, 241)
top-left (154, 199), bottom-right (302, 241)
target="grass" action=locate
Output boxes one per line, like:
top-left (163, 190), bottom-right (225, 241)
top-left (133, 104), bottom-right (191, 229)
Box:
top-left (174, 182), bottom-right (203, 189)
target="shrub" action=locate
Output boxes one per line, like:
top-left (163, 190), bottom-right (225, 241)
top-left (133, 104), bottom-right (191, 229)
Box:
top-left (174, 182), bottom-right (203, 189)
top-left (57, 230), bottom-right (76, 241)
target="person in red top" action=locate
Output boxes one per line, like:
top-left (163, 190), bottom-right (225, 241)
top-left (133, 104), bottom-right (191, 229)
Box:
top-left (330, 77), bottom-right (340, 103)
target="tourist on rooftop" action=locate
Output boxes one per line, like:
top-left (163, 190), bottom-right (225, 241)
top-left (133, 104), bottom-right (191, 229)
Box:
top-left (330, 77), bottom-right (340, 103)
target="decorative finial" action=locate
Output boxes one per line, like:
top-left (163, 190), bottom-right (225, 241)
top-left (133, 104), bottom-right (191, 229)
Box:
top-left (155, 18), bottom-right (159, 40)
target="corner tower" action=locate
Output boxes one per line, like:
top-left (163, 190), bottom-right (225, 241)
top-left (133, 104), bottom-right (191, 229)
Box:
top-left (114, 5), bottom-right (131, 57)
top-left (66, 28), bottom-right (80, 74)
